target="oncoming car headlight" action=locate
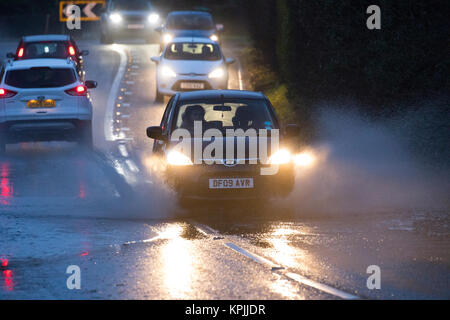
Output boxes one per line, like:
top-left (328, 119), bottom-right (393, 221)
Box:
top-left (209, 34), bottom-right (219, 42)
top-left (160, 66), bottom-right (176, 78)
top-left (269, 148), bottom-right (292, 165)
top-left (163, 34), bottom-right (173, 44)
top-left (109, 13), bottom-right (122, 23)
top-left (148, 13), bottom-right (159, 24)
top-left (208, 68), bottom-right (225, 79)
top-left (167, 150), bottom-right (193, 166)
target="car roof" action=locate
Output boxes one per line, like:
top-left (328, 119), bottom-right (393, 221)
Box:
top-left (170, 36), bottom-right (216, 44)
top-left (178, 90), bottom-right (265, 101)
top-left (6, 58), bottom-right (76, 70)
top-left (168, 11), bottom-right (212, 17)
top-left (22, 34), bottom-right (70, 42)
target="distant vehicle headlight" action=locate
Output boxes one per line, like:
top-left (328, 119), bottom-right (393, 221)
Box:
top-left (163, 33), bottom-right (173, 44)
top-left (209, 34), bottom-right (219, 42)
top-left (208, 67), bottom-right (225, 79)
top-left (161, 66), bottom-right (177, 78)
top-left (269, 148), bottom-right (292, 165)
top-left (167, 150), bottom-right (193, 166)
top-left (109, 13), bottom-right (122, 23)
top-left (148, 13), bottom-right (159, 24)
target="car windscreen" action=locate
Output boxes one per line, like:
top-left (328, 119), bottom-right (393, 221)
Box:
top-left (173, 99), bottom-right (277, 134)
top-left (20, 42), bottom-right (69, 59)
top-left (5, 67), bottom-right (77, 88)
top-left (167, 14), bottom-right (214, 30)
top-left (111, 0), bottom-right (151, 10)
top-left (164, 43), bottom-right (221, 61)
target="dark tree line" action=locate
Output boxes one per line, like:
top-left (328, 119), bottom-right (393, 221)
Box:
top-left (244, 0), bottom-right (449, 111)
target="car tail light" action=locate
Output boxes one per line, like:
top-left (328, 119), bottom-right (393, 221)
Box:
top-left (0, 88), bottom-right (17, 98)
top-left (17, 47), bottom-right (24, 58)
top-left (65, 85), bottom-right (87, 96)
top-left (68, 46), bottom-right (76, 56)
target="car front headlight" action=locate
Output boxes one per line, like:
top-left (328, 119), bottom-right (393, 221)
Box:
top-left (208, 67), bottom-right (225, 79)
top-left (163, 34), bottom-right (173, 44)
top-left (269, 148), bottom-right (292, 165)
top-left (209, 34), bottom-right (219, 42)
top-left (109, 13), bottom-right (122, 24)
top-left (167, 150), bottom-right (193, 166)
top-left (160, 66), bottom-right (176, 78)
top-left (148, 13), bottom-right (159, 24)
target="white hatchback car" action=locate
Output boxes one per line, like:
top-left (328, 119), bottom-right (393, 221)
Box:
top-left (0, 58), bottom-right (97, 153)
top-left (151, 37), bottom-right (234, 102)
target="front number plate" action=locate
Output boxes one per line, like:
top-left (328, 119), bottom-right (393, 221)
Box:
top-left (128, 24), bottom-right (144, 29)
top-left (209, 178), bottom-right (254, 189)
top-left (180, 82), bottom-right (204, 90)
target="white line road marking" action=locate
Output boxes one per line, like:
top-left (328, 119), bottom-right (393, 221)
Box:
top-left (105, 44), bottom-right (127, 141)
top-left (225, 242), bottom-right (281, 268)
top-left (118, 144), bottom-right (129, 157)
top-left (190, 221), bottom-right (220, 235)
top-left (126, 159), bottom-right (140, 173)
top-left (284, 272), bottom-right (360, 300)
top-left (224, 241), bottom-right (360, 300)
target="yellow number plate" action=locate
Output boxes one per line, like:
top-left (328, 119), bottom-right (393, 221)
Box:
top-left (27, 99), bottom-right (56, 108)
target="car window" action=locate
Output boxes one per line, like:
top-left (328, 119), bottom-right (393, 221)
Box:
top-left (5, 67), bottom-right (77, 88)
top-left (111, 0), bottom-right (151, 10)
top-left (0, 65), bottom-right (4, 82)
top-left (21, 42), bottom-right (69, 59)
top-left (167, 14), bottom-right (214, 30)
top-left (164, 43), bottom-right (221, 61)
top-left (173, 99), bottom-right (276, 134)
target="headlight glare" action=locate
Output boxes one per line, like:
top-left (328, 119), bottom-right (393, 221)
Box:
top-left (208, 68), bottom-right (225, 79)
top-left (163, 34), bottom-right (173, 44)
top-left (209, 34), bottom-right (219, 42)
top-left (109, 13), bottom-right (122, 23)
top-left (167, 150), bottom-right (193, 166)
top-left (161, 66), bottom-right (176, 78)
top-left (269, 149), bottom-right (292, 165)
top-left (148, 13), bottom-right (159, 24)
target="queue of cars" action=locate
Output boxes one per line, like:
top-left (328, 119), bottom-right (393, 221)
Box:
top-left (1, 35), bottom-right (96, 153)
top-left (0, 4), bottom-right (300, 201)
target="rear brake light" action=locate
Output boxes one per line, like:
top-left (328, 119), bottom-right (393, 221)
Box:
top-left (65, 85), bottom-right (87, 96)
top-left (68, 46), bottom-right (76, 56)
top-left (0, 88), bottom-right (17, 98)
top-left (17, 47), bottom-right (24, 58)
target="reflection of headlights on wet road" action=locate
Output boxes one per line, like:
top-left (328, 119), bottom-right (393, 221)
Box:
top-left (167, 150), bottom-right (193, 166)
top-left (208, 67), bottom-right (225, 79)
top-left (293, 151), bottom-right (316, 167)
top-left (161, 66), bottom-right (177, 78)
top-left (269, 148), bottom-right (292, 165)
top-left (163, 34), bottom-right (173, 44)
top-left (109, 13), bottom-right (122, 23)
top-left (209, 34), bottom-right (219, 42)
top-left (148, 13), bottom-right (159, 24)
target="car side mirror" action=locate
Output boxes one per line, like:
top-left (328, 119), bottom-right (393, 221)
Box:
top-left (216, 24), bottom-right (224, 32)
top-left (147, 126), bottom-right (164, 140)
top-left (85, 80), bottom-right (97, 89)
top-left (155, 26), bottom-right (163, 32)
top-left (6, 52), bottom-right (15, 59)
top-left (81, 50), bottom-right (89, 56)
top-left (150, 56), bottom-right (160, 64)
top-left (285, 124), bottom-right (300, 138)
top-left (225, 58), bottom-right (235, 65)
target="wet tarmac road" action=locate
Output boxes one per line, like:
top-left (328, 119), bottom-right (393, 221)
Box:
top-left (0, 40), bottom-right (449, 299)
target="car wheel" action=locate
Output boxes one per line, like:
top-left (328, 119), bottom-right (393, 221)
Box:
top-left (79, 122), bottom-right (93, 150)
top-left (155, 88), bottom-right (164, 103)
